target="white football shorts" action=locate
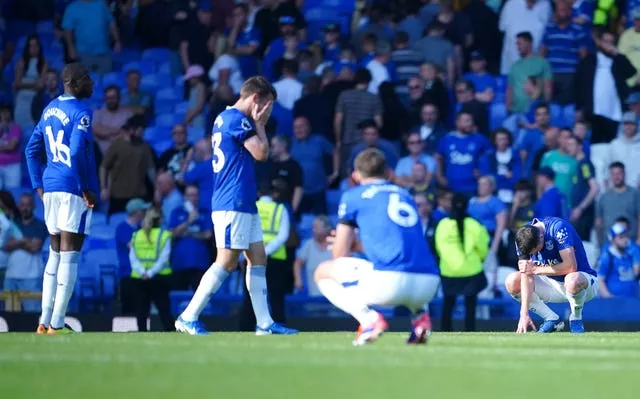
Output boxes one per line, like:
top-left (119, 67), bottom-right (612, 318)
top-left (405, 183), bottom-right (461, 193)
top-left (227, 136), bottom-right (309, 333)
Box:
top-left (211, 210), bottom-right (263, 250)
top-left (332, 257), bottom-right (441, 311)
top-left (43, 192), bottom-right (92, 235)
top-left (533, 272), bottom-right (599, 303)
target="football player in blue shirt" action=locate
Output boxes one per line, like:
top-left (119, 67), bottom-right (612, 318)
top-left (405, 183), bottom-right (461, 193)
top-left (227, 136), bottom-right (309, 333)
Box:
top-left (506, 217), bottom-right (599, 334)
top-left (25, 63), bottom-right (99, 335)
top-left (175, 76), bottom-right (297, 336)
top-left (314, 149), bottom-right (441, 345)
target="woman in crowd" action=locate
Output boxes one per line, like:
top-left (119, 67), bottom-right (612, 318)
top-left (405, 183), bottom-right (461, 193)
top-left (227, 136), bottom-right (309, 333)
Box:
top-left (183, 65), bottom-right (207, 129)
top-left (0, 104), bottom-right (22, 189)
top-left (13, 34), bottom-right (48, 128)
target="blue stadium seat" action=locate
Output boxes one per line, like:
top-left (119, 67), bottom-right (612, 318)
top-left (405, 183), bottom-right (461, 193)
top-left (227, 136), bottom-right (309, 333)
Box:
top-left (271, 102), bottom-right (293, 136)
top-left (102, 72), bottom-right (125, 89)
top-left (141, 47), bottom-right (171, 65)
top-left (155, 113), bottom-right (183, 128)
top-left (187, 126), bottom-right (205, 143)
top-left (326, 189), bottom-right (342, 214)
top-left (91, 224), bottom-right (117, 240)
top-left (562, 104), bottom-right (576, 127)
top-left (489, 103), bottom-right (507, 131)
top-left (154, 88), bottom-right (181, 114)
top-left (175, 101), bottom-right (189, 115)
top-left (144, 126), bottom-right (171, 143)
top-left (328, 214), bottom-right (338, 227)
top-left (152, 139), bottom-right (174, 156)
top-left (157, 62), bottom-right (171, 75)
top-left (108, 212), bottom-right (128, 226)
top-left (297, 213), bottom-right (316, 240)
top-left (36, 20), bottom-right (54, 36)
top-left (141, 73), bottom-right (171, 94)
top-left (113, 49), bottom-right (141, 69)
top-left (92, 212), bottom-right (108, 226)
top-left (34, 196), bottom-right (44, 220)
top-left (550, 104), bottom-right (562, 126)
top-left (85, 238), bottom-right (113, 250)
top-left (123, 60), bottom-right (155, 75)
top-left (89, 72), bottom-right (102, 86)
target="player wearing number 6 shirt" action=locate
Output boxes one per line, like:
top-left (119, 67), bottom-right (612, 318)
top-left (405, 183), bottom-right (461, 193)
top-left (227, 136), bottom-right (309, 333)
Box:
top-left (314, 149), bottom-right (441, 346)
top-left (506, 217), bottom-right (598, 334)
top-left (25, 63), bottom-right (99, 335)
top-left (175, 76), bottom-right (298, 336)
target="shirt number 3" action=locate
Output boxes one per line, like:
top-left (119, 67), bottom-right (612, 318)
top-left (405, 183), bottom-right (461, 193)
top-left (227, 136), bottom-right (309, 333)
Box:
top-left (211, 132), bottom-right (225, 173)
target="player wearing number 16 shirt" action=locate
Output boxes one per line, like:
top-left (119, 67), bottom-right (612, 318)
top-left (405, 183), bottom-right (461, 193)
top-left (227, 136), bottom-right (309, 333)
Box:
top-left (314, 149), bottom-right (441, 346)
top-left (175, 76), bottom-right (297, 336)
top-left (25, 63), bottom-right (99, 335)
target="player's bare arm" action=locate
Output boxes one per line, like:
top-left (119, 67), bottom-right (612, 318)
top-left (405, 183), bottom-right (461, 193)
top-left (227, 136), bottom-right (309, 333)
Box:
top-left (331, 223), bottom-right (356, 259)
top-left (516, 257), bottom-right (537, 334)
top-left (522, 248), bottom-right (578, 276)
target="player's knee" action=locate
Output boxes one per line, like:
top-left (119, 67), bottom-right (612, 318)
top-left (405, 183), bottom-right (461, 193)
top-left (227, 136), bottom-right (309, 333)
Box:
top-left (504, 272), bottom-right (521, 294)
top-left (314, 260), bottom-right (334, 282)
top-left (215, 249), bottom-right (240, 271)
top-left (564, 273), bottom-right (586, 294)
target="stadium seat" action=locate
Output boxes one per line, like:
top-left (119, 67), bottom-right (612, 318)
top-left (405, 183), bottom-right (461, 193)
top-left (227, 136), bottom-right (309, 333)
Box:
top-left (81, 249), bottom-right (118, 276)
top-left (297, 213), bottom-right (316, 240)
top-left (141, 47), bottom-right (171, 65)
top-left (154, 88), bottom-right (181, 114)
top-left (113, 49), bottom-right (140, 69)
top-left (175, 101), bottom-right (189, 115)
top-left (550, 104), bottom-right (563, 126)
top-left (92, 212), bottom-right (108, 226)
top-left (102, 72), bottom-right (125, 89)
top-left (108, 212), bottom-right (128, 226)
top-left (85, 238), bottom-right (113, 250)
top-left (489, 103), bottom-right (507, 131)
top-left (144, 126), bottom-right (171, 143)
top-left (270, 102), bottom-right (293, 136)
top-left (187, 126), bottom-right (205, 142)
top-left (36, 20), bottom-right (54, 35)
top-left (326, 189), bottom-right (342, 214)
top-left (157, 62), bottom-right (171, 75)
top-left (562, 104), bottom-right (576, 126)
top-left (583, 241), bottom-right (599, 270)
top-left (155, 113), bottom-right (183, 128)
top-left (123, 60), bottom-right (155, 75)
top-left (152, 139), bottom-right (174, 156)
top-left (328, 214), bottom-right (338, 227)
top-left (141, 73), bottom-right (172, 94)
top-left (90, 224), bottom-right (117, 241)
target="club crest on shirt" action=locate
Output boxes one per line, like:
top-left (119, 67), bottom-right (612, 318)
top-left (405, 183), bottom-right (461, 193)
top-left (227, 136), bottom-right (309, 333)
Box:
top-left (241, 118), bottom-right (252, 131)
top-left (545, 240), bottom-right (554, 250)
top-left (556, 228), bottom-right (568, 245)
top-left (78, 115), bottom-right (90, 131)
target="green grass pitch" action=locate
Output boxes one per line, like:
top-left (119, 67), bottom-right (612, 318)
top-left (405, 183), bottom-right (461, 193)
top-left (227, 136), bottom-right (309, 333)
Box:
top-left (1, 332), bottom-right (639, 399)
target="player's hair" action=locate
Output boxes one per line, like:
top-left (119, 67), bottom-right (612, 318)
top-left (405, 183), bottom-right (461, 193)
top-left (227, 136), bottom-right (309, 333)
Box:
top-left (61, 62), bottom-right (89, 87)
top-left (515, 225), bottom-right (540, 259)
top-left (240, 76), bottom-right (277, 100)
top-left (141, 208), bottom-right (162, 244)
top-left (609, 161), bottom-right (625, 171)
top-left (354, 148), bottom-right (387, 179)
top-left (451, 193), bottom-right (469, 247)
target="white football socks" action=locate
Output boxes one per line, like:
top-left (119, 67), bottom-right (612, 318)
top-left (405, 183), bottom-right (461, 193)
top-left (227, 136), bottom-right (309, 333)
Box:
top-left (50, 251), bottom-right (79, 329)
top-left (317, 278), bottom-right (378, 326)
top-left (39, 248), bottom-right (60, 326)
top-left (567, 289), bottom-right (587, 321)
top-left (181, 264), bottom-right (229, 321)
top-left (246, 266), bottom-right (274, 329)
top-left (511, 292), bottom-right (559, 321)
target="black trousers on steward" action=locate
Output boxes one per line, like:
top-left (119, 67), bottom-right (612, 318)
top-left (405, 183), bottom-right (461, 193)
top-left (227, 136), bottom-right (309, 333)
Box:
top-left (131, 275), bottom-right (173, 332)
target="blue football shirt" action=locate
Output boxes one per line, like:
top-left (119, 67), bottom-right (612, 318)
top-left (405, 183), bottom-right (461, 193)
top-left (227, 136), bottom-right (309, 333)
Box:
top-left (598, 245), bottom-right (640, 297)
top-left (337, 180), bottom-right (439, 275)
top-left (516, 217), bottom-right (597, 282)
top-left (210, 107), bottom-right (258, 214)
top-left (436, 132), bottom-right (489, 194)
top-left (25, 95), bottom-right (99, 197)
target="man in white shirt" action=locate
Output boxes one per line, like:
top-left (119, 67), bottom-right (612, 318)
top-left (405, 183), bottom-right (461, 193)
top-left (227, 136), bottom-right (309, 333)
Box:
top-left (499, 0), bottom-right (552, 74)
top-left (609, 112), bottom-right (640, 187)
top-left (273, 59), bottom-right (303, 110)
top-left (366, 41), bottom-right (392, 94)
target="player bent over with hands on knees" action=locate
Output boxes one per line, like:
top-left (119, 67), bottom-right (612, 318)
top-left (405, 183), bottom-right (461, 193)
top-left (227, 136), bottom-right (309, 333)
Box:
top-left (506, 217), bottom-right (599, 334)
top-left (175, 76), bottom-right (297, 336)
top-left (314, 148), bottom-right (441, 346)
top-left (25, 63), bottom-right (99, 334)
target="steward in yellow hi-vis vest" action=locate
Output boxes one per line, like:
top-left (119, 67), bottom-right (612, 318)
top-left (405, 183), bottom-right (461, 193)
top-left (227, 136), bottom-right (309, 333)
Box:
top-left (128, 209), bottom-right (174, 332)
top-left (257, 196), bottom-right (289, 261)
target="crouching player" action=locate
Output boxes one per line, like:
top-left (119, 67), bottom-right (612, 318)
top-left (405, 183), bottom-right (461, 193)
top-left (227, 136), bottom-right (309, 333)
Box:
top-left (314, 149), bottom-right (440, 345)
top-left (506, 217), bottom-right (599, 334)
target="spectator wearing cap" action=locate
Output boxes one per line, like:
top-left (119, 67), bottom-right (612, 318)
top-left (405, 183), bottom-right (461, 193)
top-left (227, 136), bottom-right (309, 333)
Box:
top-left (100, 115), bottom-right (156, 216)
top-left (0, 104), bottom-right (22, 189)
top-left (608, 112), bottom-right (640, 187)
top-left (540, 0), bottom-right (587, 106)
top-left (334, 68), bottom-right (383, 175)
top-left (454, 79), bottom-right (489, 136)
top-left (273, 34), bottom-right (302, 81)
top-left (396, 1), bottom-right (423, 46)
top-left (565, 134), bottom-right (599, 241)
top-left (347, 120), bottom-right (398, 174)
top-left (353, 5), bottom-right (394, 54)
top-left (273, 59), bottom-right (303, 110)
top-left (540, 128), bottom-right (578, 206)
top-left (618, 6), bottom-right (640, 88)
top-left (122, 69), bottom-right (152, 118)
top-left (413, 21), bottom-right (455, 84)
top-left (322, 23), bottom-right (342, 63)
top-left (598, 221), bottom-right (640, 298)
top-left (93, 85), bottom-right (134, 156)
top-left (463, 51), bottom-right (495, 104)
top-left (184, 65), bottom-right (207, 128)
top-left (291, 116), bottom-right (337, 215)
top-left (255, 0), bottom-right (306, 54)
top-left (178, 1), bottom-right (215, 72)
top-left (62, 0), bottom-right (122, 74)
top-left (115, 198), bottom-right (151, 314)
top-left (534, 166), bottom-right (568, 219)
top-left (366, 41), bottom-right (393, 95)
top-left (168, 184), bottom-right (213, 291)
top-left (627, 92), bottom-right (640, 123)
top-left (391, 31), bottom-right (423, 97)
top-left (227, 2), bottom-right (261, 80)
top-left (261, 15), bottom-right (305, 81)
top-left (596, 162), bottom-right (640, 244)
top-left (575, 28), bottom-right (636, 143)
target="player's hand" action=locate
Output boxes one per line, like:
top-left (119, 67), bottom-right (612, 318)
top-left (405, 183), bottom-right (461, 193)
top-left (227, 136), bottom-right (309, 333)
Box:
top-left (570, 207), bottom-right (582, 222)
top-left (100, 188), bottom-right (110, 202)
top-left (251, 100), bottom-right (273, 125)
top-left (83, 191), bottom-right (98, 209)
top-left (36, 188), bottom-right (43, 200)
top-left (516, 313), bottom-right (536, 334)
top-left (518, 260), bottom-right (536, 275)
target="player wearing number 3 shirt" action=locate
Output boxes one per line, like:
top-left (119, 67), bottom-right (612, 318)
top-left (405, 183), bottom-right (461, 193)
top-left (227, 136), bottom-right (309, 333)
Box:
top-left (314, 149), bottom-right (440, 346)
top-left (175, 76), bottom-right (297, 336)
top-left (25, 63), bottom-right (99, 334)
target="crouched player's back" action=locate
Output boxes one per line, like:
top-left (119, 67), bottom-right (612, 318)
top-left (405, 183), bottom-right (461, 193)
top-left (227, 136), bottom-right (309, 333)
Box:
top-left (26, 96), bottom-right (98, 197)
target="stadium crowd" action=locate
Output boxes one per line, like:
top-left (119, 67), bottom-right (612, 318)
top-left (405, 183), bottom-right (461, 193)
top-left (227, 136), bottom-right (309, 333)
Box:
top-left (1, 0), bottom-right (640, 327)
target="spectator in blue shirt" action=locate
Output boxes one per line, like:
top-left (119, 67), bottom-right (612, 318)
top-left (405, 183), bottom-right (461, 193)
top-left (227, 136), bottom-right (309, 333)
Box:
top-left (155, 172), bottom-right (183, 227)
top-left (115, 198), bottom-right (151, 314)
top-left (181, 138), bottom-right (214, 213)
top-left (227, 2), bottom-right (261, 80)
top-left (395, 131), bottom-right (436, 184)
top-left (598, 222), bottom-right (640, 298)
top-left (463, 51), bottom-right (495, 104)
top-left (480, 128), bottom-right (522, 204)
top-left (436, 111), bottom-right (490, 196)
top-left (62, 0), bottom-right (122, 73)
top-left (571, 0), bottom-right (595, 34)
top-left (540, 0), bottom-right (588, 105)
top-left (263, 16), bottom-right (305, 81)
top-left (322, 23), bottom-right (342, 63)
top-left (534, 167), bottom-right (568, 219)
top-left (169, 185), bottom-right (213, 291)
top-left (347, 119), bottom-right (399, 173)
top-left (290, 116), bottom-right (337, 215)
